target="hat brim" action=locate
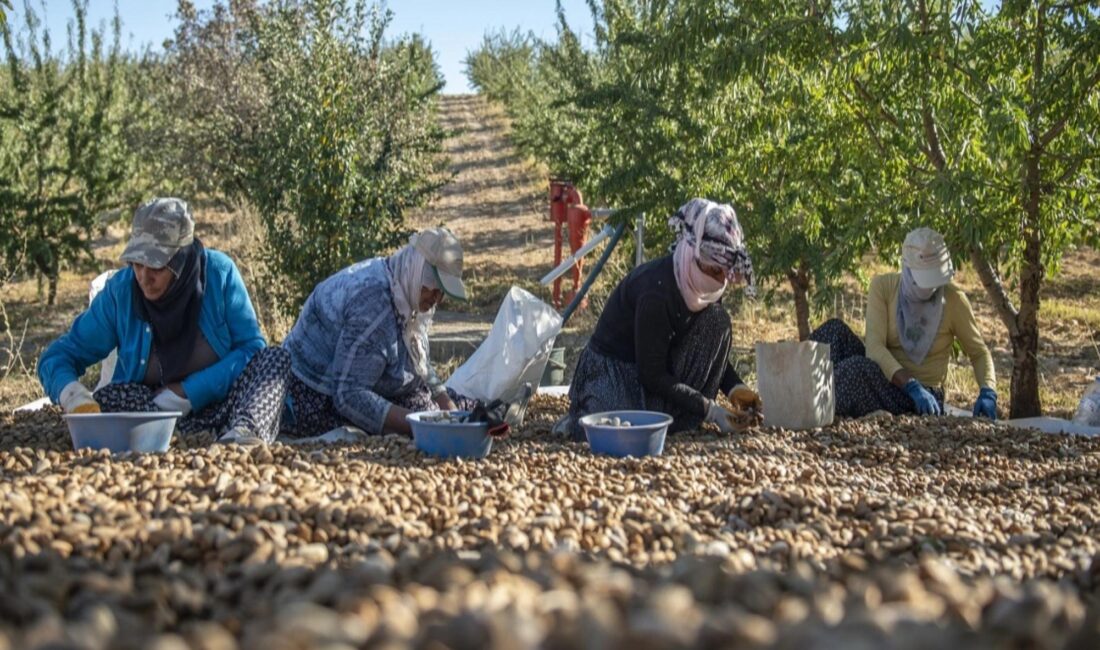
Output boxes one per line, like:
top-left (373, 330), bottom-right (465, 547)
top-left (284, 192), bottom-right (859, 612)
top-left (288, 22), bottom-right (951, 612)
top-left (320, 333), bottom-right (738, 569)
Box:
top-left (434, 267), bottom-right (467, 301)
top-left (119, 241), bottom-right (177, 269)
top-left (910, 266), bottom-right (953, 289)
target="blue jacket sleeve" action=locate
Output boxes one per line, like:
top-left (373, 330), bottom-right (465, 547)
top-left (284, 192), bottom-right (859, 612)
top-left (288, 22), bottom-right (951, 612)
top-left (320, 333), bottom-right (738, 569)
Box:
top-left (181, 258), bottom-right (266, 411)
top-left (39, 281), bottom-right (122, 403)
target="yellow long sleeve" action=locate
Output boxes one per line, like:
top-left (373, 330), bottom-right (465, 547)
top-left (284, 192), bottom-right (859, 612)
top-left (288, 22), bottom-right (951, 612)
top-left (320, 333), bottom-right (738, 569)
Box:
top-left (861, 273), bottom-right (995, 389)
top-left (864, 275), bottom-right (904, 383)
top-left (950, 289), bottom-right (996, 389)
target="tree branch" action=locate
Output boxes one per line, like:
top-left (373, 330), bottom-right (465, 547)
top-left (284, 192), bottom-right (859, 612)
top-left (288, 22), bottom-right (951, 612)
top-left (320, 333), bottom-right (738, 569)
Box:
top-left (1053, 150), bottom-right (1098, 186)
top-left (1051, 1), bottom-right (1095, 12)
top-left (1039, 67), bottom-right (1100, 148)
top-left (970, 245), bottom-right (1020, 338)
top-left (921, 105), bottom-right (948, 171)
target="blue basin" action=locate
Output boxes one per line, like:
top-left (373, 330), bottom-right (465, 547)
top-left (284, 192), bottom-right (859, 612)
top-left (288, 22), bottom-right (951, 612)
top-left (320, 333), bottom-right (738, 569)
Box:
top-left (407, 410), bottom-right (493, 459)
top-left (579, 410), bottom-right (672, 458)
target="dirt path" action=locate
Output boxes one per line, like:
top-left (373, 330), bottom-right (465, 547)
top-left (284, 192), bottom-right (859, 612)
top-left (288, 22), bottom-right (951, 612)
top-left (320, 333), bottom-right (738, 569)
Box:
top-left (408, 95), bottom-right (555, 315)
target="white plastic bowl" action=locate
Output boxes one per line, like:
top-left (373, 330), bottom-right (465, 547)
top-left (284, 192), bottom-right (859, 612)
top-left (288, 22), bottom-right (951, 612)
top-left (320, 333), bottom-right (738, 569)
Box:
top-left (63, 411), bottom-right (181, 453)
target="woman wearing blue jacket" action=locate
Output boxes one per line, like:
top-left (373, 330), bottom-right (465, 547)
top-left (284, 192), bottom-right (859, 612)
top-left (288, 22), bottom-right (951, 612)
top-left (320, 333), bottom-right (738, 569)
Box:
top-left (38, 198), bottom-right (290, 444)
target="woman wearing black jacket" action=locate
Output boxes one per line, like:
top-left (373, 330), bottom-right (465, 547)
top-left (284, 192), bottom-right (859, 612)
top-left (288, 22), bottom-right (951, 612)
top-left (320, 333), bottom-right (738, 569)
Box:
top-left (559, 198), bottom-right (763, 439)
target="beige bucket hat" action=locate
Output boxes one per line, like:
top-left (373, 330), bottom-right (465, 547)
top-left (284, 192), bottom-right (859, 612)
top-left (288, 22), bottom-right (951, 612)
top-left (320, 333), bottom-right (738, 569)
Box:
top-left (902, 227), bottom-right (955, 289)
top-left (412, 227), bottom-right (467, 300)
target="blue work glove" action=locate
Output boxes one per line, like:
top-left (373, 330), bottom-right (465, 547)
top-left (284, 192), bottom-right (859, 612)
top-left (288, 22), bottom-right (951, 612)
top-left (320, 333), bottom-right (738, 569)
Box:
top-left (973, 387), bottom-right (998, 419)
top-left (904, 379), bottom-right (942, 416)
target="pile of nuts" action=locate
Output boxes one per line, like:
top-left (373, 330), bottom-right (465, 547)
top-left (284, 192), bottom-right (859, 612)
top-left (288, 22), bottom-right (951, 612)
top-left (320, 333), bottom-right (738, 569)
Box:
top-left (594, 415), bottom-right (633, 427)
top-left (418, 411), bottom-right (467, 424)
top-left (1, 548), bottom-right (1097, 649)
top-left (728, 406), bottom-right (764, 429)
top-left (1, 397), bottom-right (1099, 648)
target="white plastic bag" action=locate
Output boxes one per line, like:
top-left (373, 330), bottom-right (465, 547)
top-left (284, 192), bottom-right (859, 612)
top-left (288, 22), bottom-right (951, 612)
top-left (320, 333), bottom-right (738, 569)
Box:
top-left (1004, 417), bottom-right (1100, 438)
top-left (89, 270), bottom-right (118, 390)
top-left (1072, 377), bottom-right (1100, 426)
top-left (755, 341), bottom-right (835, 430)
top-left (446, 286), bottom-right (562, 407)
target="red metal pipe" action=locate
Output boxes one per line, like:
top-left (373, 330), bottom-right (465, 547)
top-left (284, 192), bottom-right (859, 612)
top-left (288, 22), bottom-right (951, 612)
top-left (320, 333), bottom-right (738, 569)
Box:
top-left (548, 179), bottom-right (593, 310)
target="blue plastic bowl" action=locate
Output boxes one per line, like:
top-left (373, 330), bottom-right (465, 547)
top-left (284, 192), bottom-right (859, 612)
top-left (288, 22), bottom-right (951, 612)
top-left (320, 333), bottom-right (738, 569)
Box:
top-left (579, 410), bottom-right (673, 458)
top-left (63, 412), bottom-right (181, 453)
top-left (407, 410), bottom-right (493, 459)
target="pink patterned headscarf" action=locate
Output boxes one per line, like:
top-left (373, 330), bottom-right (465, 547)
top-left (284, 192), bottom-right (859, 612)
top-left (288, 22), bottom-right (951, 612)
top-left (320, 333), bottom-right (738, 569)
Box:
top-left (668, 198), bottom-right (755, 294)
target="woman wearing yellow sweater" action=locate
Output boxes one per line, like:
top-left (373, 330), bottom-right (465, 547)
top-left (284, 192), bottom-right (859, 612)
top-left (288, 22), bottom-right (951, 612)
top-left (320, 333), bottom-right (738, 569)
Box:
top-left (810, 228), bottom-right (997, 418)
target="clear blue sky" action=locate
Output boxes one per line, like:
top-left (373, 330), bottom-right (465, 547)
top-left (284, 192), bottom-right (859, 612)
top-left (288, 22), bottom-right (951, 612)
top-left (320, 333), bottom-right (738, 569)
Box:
top-left (10, 0), bottom-right (597, 93)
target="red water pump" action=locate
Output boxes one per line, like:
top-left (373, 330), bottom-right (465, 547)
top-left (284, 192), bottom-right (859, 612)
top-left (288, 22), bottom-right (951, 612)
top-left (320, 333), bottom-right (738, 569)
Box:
top-left (548, 178), bottom-right (592, 309)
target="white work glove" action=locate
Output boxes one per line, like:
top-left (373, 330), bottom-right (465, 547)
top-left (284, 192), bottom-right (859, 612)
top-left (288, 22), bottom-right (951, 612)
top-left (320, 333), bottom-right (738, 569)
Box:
top-left (153, 389), bottom-right (192, 417)
top-left (705, 400), bottom-right (737, 434)
top-left (60, 381), bottom-right (100, 414)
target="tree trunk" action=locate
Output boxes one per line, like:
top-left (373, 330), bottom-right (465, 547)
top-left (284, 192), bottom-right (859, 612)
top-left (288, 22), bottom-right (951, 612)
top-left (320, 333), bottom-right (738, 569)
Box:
top-left (970, 243), bottom-right (1043, 417)
top-left (787, 268), bottom-right (811, 342)
top-left (1009, 301), bottom-right (1042, 419)
top-left (1009, 228), bottom-right (1044, 417)
top-left (1008, 6), bottom-right (1046, 420)
top-left (39, 249), bottom-right (60, 307)
top-left (1011, 149), bottom-right (1045, 417)
top-left (47, 272), bottom-right (58, 307)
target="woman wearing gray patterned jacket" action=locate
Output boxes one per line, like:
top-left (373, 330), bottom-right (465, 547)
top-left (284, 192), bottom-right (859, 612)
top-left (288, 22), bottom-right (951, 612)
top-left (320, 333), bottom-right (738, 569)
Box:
top-left (282, 228), bottom-right (474, 437)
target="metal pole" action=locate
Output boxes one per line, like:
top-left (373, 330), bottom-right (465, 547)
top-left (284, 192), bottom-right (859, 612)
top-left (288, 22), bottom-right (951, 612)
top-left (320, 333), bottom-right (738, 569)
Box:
top-left (561, 222), bottom-right (627, 326)
top-left (635, 212), bottom-right (645, 267)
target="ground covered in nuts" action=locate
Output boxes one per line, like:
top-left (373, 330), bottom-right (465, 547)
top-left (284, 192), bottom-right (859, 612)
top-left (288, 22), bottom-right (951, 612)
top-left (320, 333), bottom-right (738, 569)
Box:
top-left (1, 395), bottom-right (1099, 649)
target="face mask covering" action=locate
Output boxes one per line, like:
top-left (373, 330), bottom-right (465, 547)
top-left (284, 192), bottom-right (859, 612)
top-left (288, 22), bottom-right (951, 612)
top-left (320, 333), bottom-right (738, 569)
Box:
top-left (674, 241), bottom-right (727, 312)
top-left (896, 265), bottom-right (945, 364)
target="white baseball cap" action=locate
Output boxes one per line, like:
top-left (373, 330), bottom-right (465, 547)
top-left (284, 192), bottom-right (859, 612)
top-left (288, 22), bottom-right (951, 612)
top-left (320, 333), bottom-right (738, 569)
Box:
top-left (902, 227), bottom-right (955, 289)
top-left (411, 227), bottom-right (467, 300)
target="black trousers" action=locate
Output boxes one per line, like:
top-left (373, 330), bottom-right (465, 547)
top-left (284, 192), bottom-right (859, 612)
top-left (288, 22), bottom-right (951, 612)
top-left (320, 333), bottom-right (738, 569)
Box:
top-left (809, 319), bottom-right (944, 418)
top-left (94, 346), bottom-right (291, 442)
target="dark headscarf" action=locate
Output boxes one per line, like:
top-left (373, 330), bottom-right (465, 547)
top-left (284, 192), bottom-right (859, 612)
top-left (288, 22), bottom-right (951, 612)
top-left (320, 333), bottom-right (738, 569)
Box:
top-left (132, 239), bottom-right (207, 385)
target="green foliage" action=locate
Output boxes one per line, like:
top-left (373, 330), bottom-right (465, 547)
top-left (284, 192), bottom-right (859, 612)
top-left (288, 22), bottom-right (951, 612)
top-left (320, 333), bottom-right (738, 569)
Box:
top-left (464, 8), bottom-right (611, 196)
top-left (1, 0), bottom-right (446, 320)
top-left (464, 28), bottom-right (538, 106)
top-left (466, 1), bottom-right (887, 336)
top-left (241, 0), bottom-right (446, 315)
top-left (386, 33), bottom-right (446, 99)
top-left (139, 0), bottom-right (446, 316)
top-left (819, 0), bottom-right (1100, 416)
top-left (0, 0), bottom-right (141, 302)
top-left (146, 0), bottom-right (269, 200)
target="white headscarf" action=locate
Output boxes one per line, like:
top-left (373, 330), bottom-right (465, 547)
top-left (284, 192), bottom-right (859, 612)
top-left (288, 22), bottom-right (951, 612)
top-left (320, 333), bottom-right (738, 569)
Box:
top-left (386, 245), bottom-right (435, 380)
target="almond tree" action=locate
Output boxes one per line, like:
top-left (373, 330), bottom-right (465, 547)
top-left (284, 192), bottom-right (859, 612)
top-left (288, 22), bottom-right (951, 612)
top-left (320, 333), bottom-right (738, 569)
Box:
top-left (244, 0), bottom-right (447, 314)
top-left (815, 0), bottom-right (1100, 417)
top-left (592, 0), bottom-right (889, 339)
top-left (0, 0), bottom-right (138, 304)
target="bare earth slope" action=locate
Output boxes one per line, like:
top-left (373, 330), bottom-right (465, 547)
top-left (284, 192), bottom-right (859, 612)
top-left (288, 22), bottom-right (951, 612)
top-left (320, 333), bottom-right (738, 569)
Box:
top-left (408, 95), bottom-right (554, 311)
